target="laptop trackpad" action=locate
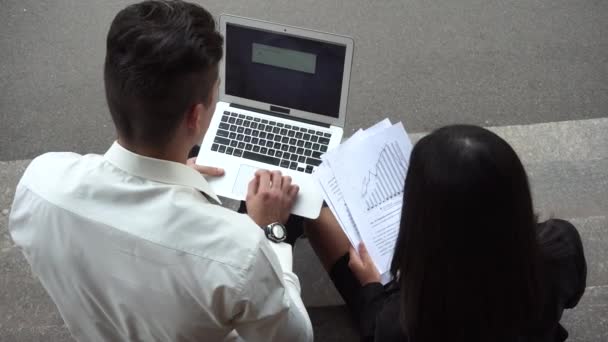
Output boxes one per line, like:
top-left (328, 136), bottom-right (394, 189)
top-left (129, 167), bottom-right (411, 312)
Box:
top-left (232, 164), bottom-right (259, 197)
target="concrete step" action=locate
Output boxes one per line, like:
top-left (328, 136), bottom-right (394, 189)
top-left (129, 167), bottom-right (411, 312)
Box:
top-left (295, 119), bottom-right (608, 307)
top-left (295, 215), bottom-right (608, 306)
top-left (408, 117), bottom-right (608, 164)
top-left (562, 285), bottom-right (608, 342)
top-left (1, 215), bottom-right (605, 341)
top-left (1, 118), bottom-right (606, 341)
top-left (306, 281), bottom-right (608, 342)
top-left (296, 118), bottom-right (608, 340)
top-left (408, 118), bottom-right (608, 220)
top-left (298, 215), bottom-right (607, 342)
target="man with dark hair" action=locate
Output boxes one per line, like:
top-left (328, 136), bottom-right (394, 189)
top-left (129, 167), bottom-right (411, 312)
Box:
top-left (8, 1), bottom-right (313, 341)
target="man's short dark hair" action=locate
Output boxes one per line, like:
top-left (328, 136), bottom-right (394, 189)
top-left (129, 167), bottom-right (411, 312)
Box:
top-left (104, 0), bottom-right (223, 147)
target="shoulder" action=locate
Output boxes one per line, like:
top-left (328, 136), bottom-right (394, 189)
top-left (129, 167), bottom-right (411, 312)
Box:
top-left (27, 151), bottom-right (94, 169)
top-left (21, 152), bottom-right (103, 188)
top-left (537, 219), bottom-right (584, 261)
top-left (18, 152), bottom-right (108, 202)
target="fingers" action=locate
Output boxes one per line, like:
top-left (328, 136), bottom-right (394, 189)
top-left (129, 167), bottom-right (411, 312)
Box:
top-left (282, 176), bottom-right (299, 198)
top-left (255, 170), bottom-right (299, 200)
top-left (287, 184), bottom-right (299, 200)
top-left (186, 158), bottom-right (224, 177)
top-left (247, 174), bottom-right (259, 198)
top-left (358, 242), bottom-right (373, 263)
top-left (348, 243), bottom-right (381, 285)
top-left (348, 246), bottom-right (363, 270)
top-left (270, 171), bottom-right (283, 190)
top-left (348, 243), bottom-right (373, 271)
top-left (257, 170), bottom-right (272, 192)
top-left (193, 165), bottom-right (225, 177)
top-left (282, 175), bottom-right (292, 189)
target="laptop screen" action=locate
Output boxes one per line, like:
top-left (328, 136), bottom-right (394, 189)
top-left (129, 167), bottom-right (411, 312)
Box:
top-left (224, 23), bottom-right (347, 118)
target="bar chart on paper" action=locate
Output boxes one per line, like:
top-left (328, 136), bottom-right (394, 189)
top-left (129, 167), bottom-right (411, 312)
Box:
top-left (322, 121), bottom-right (412, 280)
top-left (361, 141), bottom-right (409, 211)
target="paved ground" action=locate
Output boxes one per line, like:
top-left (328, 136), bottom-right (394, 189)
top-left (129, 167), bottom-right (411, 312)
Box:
top-left (2, 118), bottom-right (607, 341)
top-left (0, 0), bottom-right (607, 341)
top-left (1, 0), bottom-right (607, 160)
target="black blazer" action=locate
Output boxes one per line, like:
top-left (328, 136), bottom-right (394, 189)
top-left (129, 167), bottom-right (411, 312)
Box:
top-left (356, 219), bottom-right (587, 342)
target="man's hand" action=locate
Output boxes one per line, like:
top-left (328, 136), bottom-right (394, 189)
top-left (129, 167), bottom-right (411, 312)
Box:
top-left (246, 170), bottom-right (299, 226)
top-left (348, 243), bottom-right (381, 285)
top-left (187, 158), bottom-right (224, 177)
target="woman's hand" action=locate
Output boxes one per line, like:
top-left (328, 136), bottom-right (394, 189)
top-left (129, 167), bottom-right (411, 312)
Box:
top-left (187, 157), bottom-right (224, 177)
top-left (348, 242), bottom-right (381, 285)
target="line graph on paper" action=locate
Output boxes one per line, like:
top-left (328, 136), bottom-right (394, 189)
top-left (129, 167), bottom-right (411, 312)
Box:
top-left (361, 141), bottom-right (409, 211)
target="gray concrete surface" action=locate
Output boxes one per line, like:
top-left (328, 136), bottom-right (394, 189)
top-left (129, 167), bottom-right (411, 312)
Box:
top-left (291, 118), bottom-right (608, 341)
top-left (1, 0), bottom-right (607, 340)
top-left (2, 118), bottom-right (607, 341)
top-left (295, 215), bottom-right (608, 342)
top-left (1, 0), bottom-right (607, 160)
top-left (294, 118), bottom-right (608, 303)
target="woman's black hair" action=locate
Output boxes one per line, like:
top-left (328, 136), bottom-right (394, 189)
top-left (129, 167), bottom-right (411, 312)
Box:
top-left (390, 125), bottom-right (542, 341)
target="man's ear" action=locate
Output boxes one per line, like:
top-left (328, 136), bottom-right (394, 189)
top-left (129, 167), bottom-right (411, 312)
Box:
top-left (185, 103), bottom-right (205, 131)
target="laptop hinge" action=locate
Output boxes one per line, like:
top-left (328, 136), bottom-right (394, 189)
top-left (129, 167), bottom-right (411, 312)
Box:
top-left (229, 103), bottom-right (331, 128)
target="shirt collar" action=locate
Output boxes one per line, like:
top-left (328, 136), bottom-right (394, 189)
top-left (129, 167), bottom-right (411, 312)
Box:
top-left (104, 142), bottom-right (221, 205)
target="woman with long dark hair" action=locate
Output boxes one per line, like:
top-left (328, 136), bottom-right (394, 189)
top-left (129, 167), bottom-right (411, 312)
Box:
top-left (305, 125), bottom-right (586, 341)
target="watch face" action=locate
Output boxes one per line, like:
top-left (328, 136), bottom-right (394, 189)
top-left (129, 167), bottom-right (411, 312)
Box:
top-left (272, 225), bottom-right (286, 239)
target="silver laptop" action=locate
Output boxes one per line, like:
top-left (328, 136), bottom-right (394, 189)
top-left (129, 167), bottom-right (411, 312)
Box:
top-left (196, 14), bottom-right (354, 219)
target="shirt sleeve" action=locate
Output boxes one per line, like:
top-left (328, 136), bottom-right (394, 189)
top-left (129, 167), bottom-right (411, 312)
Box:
top-left (357, 282), bottom-right (386, 342)
top-left (231, 240), bottom-right (313, 342)
top-left (537, 219), bottom-right (587, 308)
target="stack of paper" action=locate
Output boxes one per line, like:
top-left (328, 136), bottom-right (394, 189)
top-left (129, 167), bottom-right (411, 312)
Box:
top-left (314, 119), bottom-right (413, 284)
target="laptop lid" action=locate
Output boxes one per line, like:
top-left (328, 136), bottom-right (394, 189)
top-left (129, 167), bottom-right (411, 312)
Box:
top-left (219, 15), bottom-right (354, 128)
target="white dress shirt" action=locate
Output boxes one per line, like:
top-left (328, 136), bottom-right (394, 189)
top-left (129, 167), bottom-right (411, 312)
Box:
top-left (9, 142), bottom-right (313, 342)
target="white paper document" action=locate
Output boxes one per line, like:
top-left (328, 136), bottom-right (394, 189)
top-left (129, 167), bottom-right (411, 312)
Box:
top-left (315, 164), bottom-right (362, 247)
top-left (315, 119), bottom-right (393, 247)
top-left (314, 120), bottom-right (413, 284)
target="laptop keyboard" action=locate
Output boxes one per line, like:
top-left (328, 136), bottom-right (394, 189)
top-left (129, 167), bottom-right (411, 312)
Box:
top-left (212, 111), bottom-right (332, 173)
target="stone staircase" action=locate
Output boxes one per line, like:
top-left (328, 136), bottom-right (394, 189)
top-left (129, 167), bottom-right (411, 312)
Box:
top-left (0, 118), bottom-right (606, 341)
top-left (292, 118), bottom-right (608, 341)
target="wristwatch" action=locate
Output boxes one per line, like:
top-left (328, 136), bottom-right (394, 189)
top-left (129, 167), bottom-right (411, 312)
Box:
top-left (262, 222), bottom-right (287, 243)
